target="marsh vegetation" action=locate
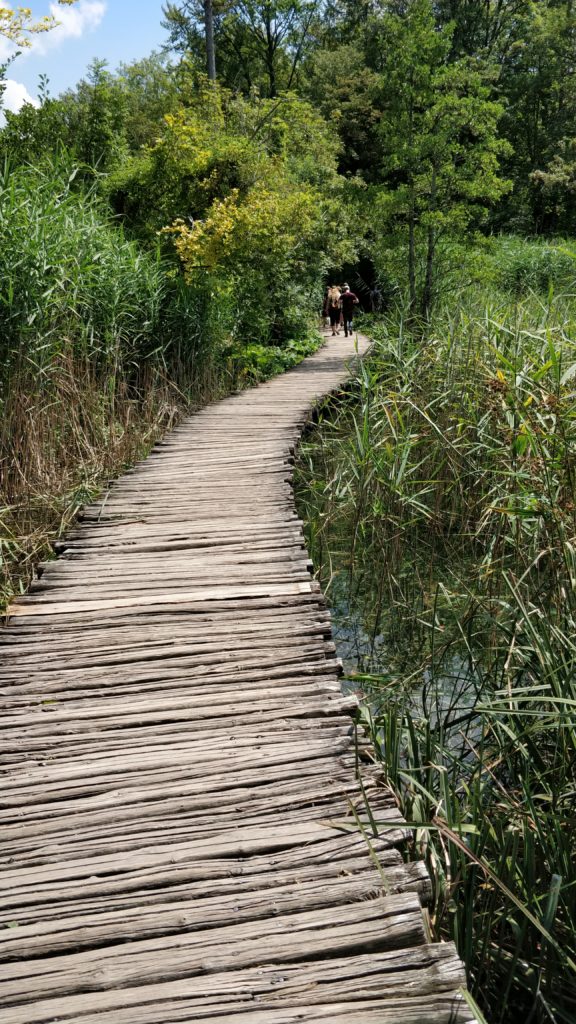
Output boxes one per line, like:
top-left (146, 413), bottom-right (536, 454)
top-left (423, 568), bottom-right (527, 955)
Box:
top-left (296, 242), bottom-right (576, 1023)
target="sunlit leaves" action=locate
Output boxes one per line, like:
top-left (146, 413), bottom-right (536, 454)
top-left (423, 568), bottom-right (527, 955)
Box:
top-left (0, 1), bottom-right (79, 46)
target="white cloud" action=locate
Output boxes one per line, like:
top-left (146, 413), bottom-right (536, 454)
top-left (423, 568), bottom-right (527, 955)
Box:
top-left (31, 1), bottom-right (107, 55)
top-left (1, 78), bottom-right (39, 115)
top-left (0, 2), bottom-right (106, 64)
top-left (0, 38), bottom-right (16, 63)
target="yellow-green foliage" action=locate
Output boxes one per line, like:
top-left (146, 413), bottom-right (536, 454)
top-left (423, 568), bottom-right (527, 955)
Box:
top-left (109, 80), bottom-right (358, 344)
top-left (110, 81), bottom-right (343, 230)
top-left (167, 187), bottom-right (318, 275)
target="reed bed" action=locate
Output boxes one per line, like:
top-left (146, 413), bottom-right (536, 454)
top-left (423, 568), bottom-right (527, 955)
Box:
top-left (0, 160), bottom-right (185, 607)
top-left (296, 287), bottom-right (576, 1024)
top-left (0, 358), bottom-right (185, 607)
top-left (0, 158), bottom-right (323, 609)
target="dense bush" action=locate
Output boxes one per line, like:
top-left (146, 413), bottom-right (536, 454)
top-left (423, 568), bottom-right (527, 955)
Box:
top-left (369, 235), bottom-right (576, 312)
top-left (109, 82), bottom-right (358, 345)
top-left (0, 160), bottom-right (166, 378)
top-left (0, 153), bottom-right (325, 608)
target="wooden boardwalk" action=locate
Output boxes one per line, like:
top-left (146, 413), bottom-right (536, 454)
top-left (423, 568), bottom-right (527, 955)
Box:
top-left (0, 334), bottom-right (474, 1023)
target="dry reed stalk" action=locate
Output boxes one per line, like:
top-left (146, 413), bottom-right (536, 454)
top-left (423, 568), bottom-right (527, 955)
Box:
top-left (0, 355), bottom-right (186, 609)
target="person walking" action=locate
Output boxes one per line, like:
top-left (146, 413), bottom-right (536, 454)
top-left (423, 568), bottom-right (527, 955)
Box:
top-left (369, 284), bottom-right (383, 313)
top-left (325, 284), bottom-right (342, 335)
top-left (340, 283), bottom-right (359, 337)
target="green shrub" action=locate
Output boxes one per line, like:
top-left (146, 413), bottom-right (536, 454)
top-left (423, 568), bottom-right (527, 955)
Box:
top-left (226, 330), bottom-right (323, 385)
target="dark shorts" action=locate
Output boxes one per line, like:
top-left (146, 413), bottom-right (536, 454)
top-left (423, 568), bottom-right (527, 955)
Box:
top-left (329, 307), bottom-right (340, 326)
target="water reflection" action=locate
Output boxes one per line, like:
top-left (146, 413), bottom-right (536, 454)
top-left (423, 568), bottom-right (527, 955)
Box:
top-left (325, 565), bottom-right (484, 750)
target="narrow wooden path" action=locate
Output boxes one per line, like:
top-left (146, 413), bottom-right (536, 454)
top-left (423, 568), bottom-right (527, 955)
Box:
top-left (0, 334), bottom-right (474, 1023)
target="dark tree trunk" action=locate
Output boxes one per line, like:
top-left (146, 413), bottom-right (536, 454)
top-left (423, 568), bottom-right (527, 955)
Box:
top-left (408, 199), bottom-right (417, 314)
top-left (421, 164), bottom-right (437, 319)
top-left (407, 87), bottom-right (417, 315)
top-left (204, 0), bottom-right (217, 80)
top-left (264, 12), bottom-right (277, 97)
top-left (422, 226), bottom-right (436, 320)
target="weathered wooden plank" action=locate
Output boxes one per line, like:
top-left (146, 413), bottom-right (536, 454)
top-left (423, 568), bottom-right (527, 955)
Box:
top-left (1, 726), bottom-right (360, 795)
top-left (0, 874), bottom-right (385, 959)
top-left (6, 592), bottom-right (326, 628)
top-left (0, 629), bottom-right (332, 672)
top-left (0, 896), bottom-right (426, 1004)
top-left (1, 818), bottom-right (405, 892)
top-left (0, 608), bottom-right (332, 650)
top-left (25, 998), bottom-right (473, 1024)
top-left (0, 947), bottom-right (467, 1024)
top-left (0, 635), bottom-right (332, 676)
top-left (0, 852), bottom-right (429, 928)
top-left (8, 581), bottom-right (314, 616)
top-left (1, 831), bottom-right (402, 912)
top-left (0, 776), bottom-right (383, 851)
top-left (0, 684), bottom-right (350, 741)
top-left (0, 711), bottom-right (353, 762)
top-left (1, 757), bottom-right (373, 835)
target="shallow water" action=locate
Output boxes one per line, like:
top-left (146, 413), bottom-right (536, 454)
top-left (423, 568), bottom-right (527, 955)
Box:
top-left (316, 555), bottom-right (485, 752)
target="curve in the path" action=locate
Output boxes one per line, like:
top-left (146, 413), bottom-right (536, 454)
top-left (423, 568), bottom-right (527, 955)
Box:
top-left (0, 334), bottom-right (475, 1023)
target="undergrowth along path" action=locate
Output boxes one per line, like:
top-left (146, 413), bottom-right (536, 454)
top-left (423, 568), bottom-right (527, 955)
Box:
top-left (0, 333), bottom-right (474, 1023)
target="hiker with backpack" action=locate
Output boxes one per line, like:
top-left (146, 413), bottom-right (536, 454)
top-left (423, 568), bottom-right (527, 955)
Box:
top-left (324, 284), bottom-right (342, 335)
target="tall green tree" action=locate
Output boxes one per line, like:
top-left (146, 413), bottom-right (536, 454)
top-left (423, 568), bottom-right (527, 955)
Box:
top-left (163, 1), bottom-right (317, 96)
top-left (498, 1), bottom-right (576, 231)
top-left (107, 79), bottom-right (357, 335)
top-left (430, 1), bottom-right (576, 232)
top-left (375, 0), bottom-right (510, 315)
top-left (433, 0), bottom-right (532, 60)
top-left (305, 45), bottom-right (385, 178)
top-left (115, 54), bottom-right (180, 150)
top-left (163, 2), bottom-right (255, 91)
top-left (1, 59), bottom-right (130, 172)
top-left (66, 60), bottom-right (129, 171)
top-left (163, 1), bottom-right (225, 78)
top-left (0, 54), bottom-right (178, 171)
top-left (322, 0), bottom-right (375, 29)
top-left (236, 0), bottom-right (317, 96)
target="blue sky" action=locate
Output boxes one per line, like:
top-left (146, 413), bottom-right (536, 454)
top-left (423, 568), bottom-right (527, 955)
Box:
top-left (1, 2), bottom-right (168, 113)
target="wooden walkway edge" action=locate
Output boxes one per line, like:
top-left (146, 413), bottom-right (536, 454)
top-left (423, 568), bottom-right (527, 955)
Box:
top-left (0, 334), bottom-right (476, 1023)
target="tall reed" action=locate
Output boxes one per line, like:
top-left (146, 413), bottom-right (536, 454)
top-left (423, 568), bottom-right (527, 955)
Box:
top-left (0, 158), bottom-right (216, 608)
top-left (296, 286), bottom-right (576, 1023)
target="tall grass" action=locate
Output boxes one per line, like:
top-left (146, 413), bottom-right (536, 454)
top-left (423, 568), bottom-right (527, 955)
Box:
top-left (295, 284), bottom-right (576, 1023)
top-left (0, 159), bottom-right (187, 607)
top-left (0, 158), bottom-right (323, 608)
